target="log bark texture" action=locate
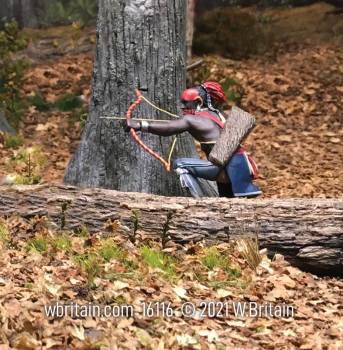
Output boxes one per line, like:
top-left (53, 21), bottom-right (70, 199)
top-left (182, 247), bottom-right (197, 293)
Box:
top-left (0, 185), bottom-right (342, 275)
top-left (209, 107), bottom-right (256, 167)
top-left (186, 0), bottom-right (196, 62)
top-left (64, 0), bottom-right (218, 197)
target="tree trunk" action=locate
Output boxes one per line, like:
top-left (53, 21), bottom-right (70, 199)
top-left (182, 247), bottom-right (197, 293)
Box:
top-left (0, 0), bottom-right (40, 28)
top-left (186, 0), bottom-right (196, 62)
top-left (0, 185), bottom-right (342, 275)
top-left (64, 0), bottom-right (210, 197)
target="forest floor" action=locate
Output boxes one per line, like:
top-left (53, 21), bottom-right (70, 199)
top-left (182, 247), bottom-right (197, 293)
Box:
top-left (0, 2), bottom-right (343, 350)
top-left (0, 3), bottom-right (342, 350)
top-left (0, 5), bottom-right (341, 198)
top-left (0, 216), bottom-right (342, 349)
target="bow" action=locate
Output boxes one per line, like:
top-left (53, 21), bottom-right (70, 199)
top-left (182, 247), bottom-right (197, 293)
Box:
top-left (126, 89), bottom-right (178, 172)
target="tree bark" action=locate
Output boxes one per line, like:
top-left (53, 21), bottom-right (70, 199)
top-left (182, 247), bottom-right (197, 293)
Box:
top-left (186, 0), bottom-right (196, 62)
top-left (64, 0), bottom-right (212, 197)
top-left (0, 185), bottom-right (342, 275)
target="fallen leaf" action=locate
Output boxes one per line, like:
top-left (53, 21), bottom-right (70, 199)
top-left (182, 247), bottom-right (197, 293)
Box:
top-left (173, 286), bottom-right (188, 300)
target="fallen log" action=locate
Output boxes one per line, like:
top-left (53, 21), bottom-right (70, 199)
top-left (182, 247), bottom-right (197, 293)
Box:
top-left (0, 185), bottom-right (342, 275)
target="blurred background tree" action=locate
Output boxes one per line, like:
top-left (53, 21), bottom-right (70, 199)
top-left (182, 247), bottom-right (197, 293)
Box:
top-left (2, 0), bottom-right (341, 30)
top-left (43, 0), bottom-right (98, 27)
top-left (0, 0), bottom-right (98, 29)
top-left (0, 0), bottom-right (42, 28)
top-left (0, 20), bottom-right (27, 129)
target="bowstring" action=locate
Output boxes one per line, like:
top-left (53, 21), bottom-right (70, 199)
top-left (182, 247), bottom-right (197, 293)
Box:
top-left (139, 92), bottom-right (180, 170)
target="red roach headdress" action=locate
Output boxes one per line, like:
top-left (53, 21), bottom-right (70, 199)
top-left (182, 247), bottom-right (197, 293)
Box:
top-left (180, 82), bottom-right (227, 106)
top-left (180, 81), bottom-right (227, 116)
top-left (201, 81), bottom-right (228, 105)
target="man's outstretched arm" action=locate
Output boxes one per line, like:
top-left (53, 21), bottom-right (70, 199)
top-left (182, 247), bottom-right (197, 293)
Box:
top-left (126, 118), bottom-right (190, 137)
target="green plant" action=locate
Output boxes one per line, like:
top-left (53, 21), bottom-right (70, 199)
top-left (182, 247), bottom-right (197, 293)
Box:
top-left (0, 20), bottom-right (28, 128)
top-left (27, 235), bottom-right (49, 253)
top-left (74, 252), bottom-right (102, 286)
top-left (130, 210), bottom-right (140, 244)
top-left (201, 247), bottom-right (226, 270)
top-left (98, 239), bottom-right (125, 262)
top-left (6, 147), bottom-right (46, 185)
top-left (69, 0), bottom-right (98, 26)
top-left (55, 94), bottom-right (82, 111)
top-left (98, 239), bottom-right (137, 271)
top-left (112, 295), bottom-right (128, 305)
top-left (44, 1), bottom-right (74, 26)
top-left (3, 134), bottom-right (23, 149)
top-left (222, 77), bottom-right (245, 104)
top-left (140, 246), bottom-right (176, 280)
top-left (28, 92), bottom-right (51, 112)
top-left (201, 247), bottom-right (241, 277)
top-left (161, 211), bottom-right (174, 249)
top-left (44, 0), bottom-right (97, 27)
top-left (70, 107), bottom-right (88, 129)
top-left (0, 222), bottom-right (10, 245)
top-left (53, 234), bottom-right (72, 252)
top-left (23, 282), bottom-right (33, 289)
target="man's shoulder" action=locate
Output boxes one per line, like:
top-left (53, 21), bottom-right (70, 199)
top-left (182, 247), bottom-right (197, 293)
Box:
top-left (182, 109), bottom-right (217, 118)
top-left (182, 114), bottom-right (204, 125)
top-left (182, 113), bottom-right (215, 131)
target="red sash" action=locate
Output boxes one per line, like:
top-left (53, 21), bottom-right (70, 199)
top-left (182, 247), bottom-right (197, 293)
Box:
top-left (237, 146), bottom-right (259, 179)
top-left (194, 111), bottom-right (225, 129)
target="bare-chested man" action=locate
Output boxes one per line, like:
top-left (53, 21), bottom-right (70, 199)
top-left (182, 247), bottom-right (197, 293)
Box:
top-left (126, 81), bottom-right (262, 198)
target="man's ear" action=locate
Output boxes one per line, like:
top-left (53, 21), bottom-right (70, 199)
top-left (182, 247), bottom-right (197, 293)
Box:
top-left (195, 96), bottom-right (203, 107)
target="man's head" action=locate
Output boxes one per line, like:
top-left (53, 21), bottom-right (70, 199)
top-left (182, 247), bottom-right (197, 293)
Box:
top-left (180, 88), bottom-right (203, 113)
top-left (180, 81), bottom-right (227, 114)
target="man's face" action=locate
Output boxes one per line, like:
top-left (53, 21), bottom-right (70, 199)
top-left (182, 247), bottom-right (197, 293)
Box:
top-left (180, 88), bottom-right (202, 112)
top-left (181, 99), bottom-right (199, 111)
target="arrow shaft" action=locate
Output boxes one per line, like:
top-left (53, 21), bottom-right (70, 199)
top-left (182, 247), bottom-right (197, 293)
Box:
top-left (100, 116), bottom-right (171, 123)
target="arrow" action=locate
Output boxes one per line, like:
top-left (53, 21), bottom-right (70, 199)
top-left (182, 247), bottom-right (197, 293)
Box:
top-left (100, 116), bottom-right (171, 123)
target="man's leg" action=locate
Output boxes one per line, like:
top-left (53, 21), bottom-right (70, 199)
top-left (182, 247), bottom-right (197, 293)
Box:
top-left (226, 154), bottom-right (262, 197)
top-left (173, 158), bottom-right (222, 198)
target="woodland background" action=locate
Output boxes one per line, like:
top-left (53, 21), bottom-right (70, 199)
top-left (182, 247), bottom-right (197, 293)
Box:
top-left (0, 0), bottom-right (342, 197)
top-left (0, 1), bottom-right (342, 349)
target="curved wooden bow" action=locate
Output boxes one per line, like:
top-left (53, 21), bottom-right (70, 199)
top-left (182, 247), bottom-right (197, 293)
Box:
top-left (126, 89), bottom-right (177, 172)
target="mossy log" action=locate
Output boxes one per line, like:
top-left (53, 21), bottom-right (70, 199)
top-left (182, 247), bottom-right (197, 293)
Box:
top-left (0, 185), bottom-right (342, 275)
